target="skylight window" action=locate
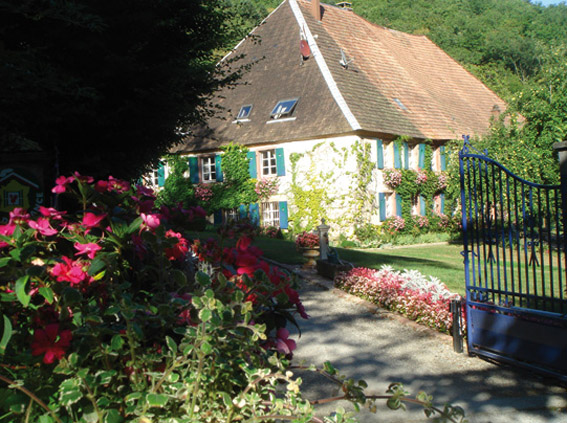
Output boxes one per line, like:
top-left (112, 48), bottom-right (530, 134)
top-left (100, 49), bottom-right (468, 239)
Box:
top-left (237, 104), bottom-right (253, 120)
top-left (393, 98), bottom-right (408, 111)
top-left (270, 98), bottom-right (299, 120)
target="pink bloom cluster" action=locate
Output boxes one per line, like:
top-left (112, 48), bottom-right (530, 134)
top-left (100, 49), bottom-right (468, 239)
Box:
top-left (295, 231), bottom-right (319, 249)
top-left (436, 172), bottom-right (448, 190)
top-left (195, 183), bottom-right (213, 202)
top-left (415, 169), bottom-right (428, 185)
top-left (415, 215), bottom-right (429, 229)
top-left (335, 265), bottom-right (464, 333)
top-left (255, 178), bottom-right (279, 200)
top-left (384, 216), bottom-right (405, 234)
top-left (383, 169), bottom-right (402, 188)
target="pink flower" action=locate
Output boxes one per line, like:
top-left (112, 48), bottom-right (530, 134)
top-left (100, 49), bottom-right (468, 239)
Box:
top-left (73, 172), bottom-right (94, 184)
top-left (141, 213), bottom-right (161, 231)
top-left (136, 184), bottom-right (155, 198)
top-left (52, 176), bottom-right (74, 194)
top-left (50, 257), bottom-right (89, 285)
top-left (94, 180), bottom-right (109, 193)
top-left (275, 328), bottom-right (296, 355)
top-left (39, 206), bottom-right (66, 220)
top-left (74, 242), bottom-right (102, 260)
top-left (107, 176), bottom-right (130, 194)
top-left (164, 230), bottom-right (189, 261)
top-left (29, 218), bottom-right (58, 236)
top-left (82, 212), bottom-right (107, 228)
top-left (9, 208), bottom-right (30, 225)
top-left (0, 223), bottom-right (16, 248)
top-left (31, 323), bottom-right (72, 364)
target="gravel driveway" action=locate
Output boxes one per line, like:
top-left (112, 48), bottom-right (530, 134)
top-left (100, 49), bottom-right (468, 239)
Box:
top-left (290, 270), bottom-right (567, 423)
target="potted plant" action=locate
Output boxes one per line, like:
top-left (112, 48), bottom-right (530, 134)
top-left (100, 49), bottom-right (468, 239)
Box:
top-left (295, 231), bottom-right (320, 268)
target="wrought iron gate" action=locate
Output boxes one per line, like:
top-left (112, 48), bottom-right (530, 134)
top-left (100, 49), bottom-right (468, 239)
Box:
top-left (459, 138), bottom-right (567, 382)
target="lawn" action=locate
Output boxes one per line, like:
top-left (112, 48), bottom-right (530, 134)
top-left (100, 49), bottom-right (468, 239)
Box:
top-left (254, 237), bottom-right (466, 295)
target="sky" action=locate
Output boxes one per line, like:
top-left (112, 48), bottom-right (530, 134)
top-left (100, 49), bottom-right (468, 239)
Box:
top-left (535, 0), bottom-right (566, 6)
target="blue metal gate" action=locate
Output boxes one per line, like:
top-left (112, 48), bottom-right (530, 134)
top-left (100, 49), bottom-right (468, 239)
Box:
top-left (459, 138), bottom-right (567, 382)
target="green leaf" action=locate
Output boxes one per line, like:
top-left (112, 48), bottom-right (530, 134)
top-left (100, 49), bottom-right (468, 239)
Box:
top-left (61, 287), bottom-right (83, 305)
top-left (146, 393), bottom-right (168, 408)
top-left (124, 392), bottom-right (141, 404)
top-left (110, 335), bottom-right (124, 351)
top-left (103, 409), bottom-right (123, 423)
top-left (127, 217), bottom-right (143, 235)
top-left (200, 341), bottom-right (213, 355)
top-left (165, 336), bottom-right (177, 354)
top-left (38, 287), bottom-right (54, 304)
top-left (59, 379), bottom-right (83, 406)
top-left (15, 275), bottom-right (30, 307)
top-left (26, 265), bottom-right (45, 277)
top-left (1, 315), bottom-right (13, 355)
top-left (198, 308), bottom-right (212, 322)
top-left (0, 257), bottom-right (11, 268)
top-left (9, 248), bottom-right (21, 262)
top-left (88, 257), bottom-right (106, 276)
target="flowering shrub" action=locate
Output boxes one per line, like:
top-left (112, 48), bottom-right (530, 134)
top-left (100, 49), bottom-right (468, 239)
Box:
top-left (383, 169), bottom-right (402, 188)
top-left (263, 225), bottom-right (280, 238)
top-left (436, 172), bottom-right (448, 191)
top-left (415, 169), bottom-right (428, 185)
top-left (414, 215), bottom-right (429, 229)
top-left (335, 265), bottom-right (465, 333)
top-left (383, 216), bottom-right (405, 235)
top-left (194, 182), bottom-right (214, 201)
top-left (295, 231), bottom-right (319, 249)
top-left (255, 178), bottom-right (279, 200)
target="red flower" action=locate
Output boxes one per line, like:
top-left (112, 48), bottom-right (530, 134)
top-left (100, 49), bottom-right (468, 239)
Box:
top-left (31, 323), bottom-right (72, 364)
top-left (74, 242), bottom-right (102, 260)
top-left (50, 257), bottom-right (89, 285)
top-left (82, 212), bottom-right (107, 229)
top-left (52, 176), bottom-right (74, 194)
top-left (29, 218), bottom-right (58, 236)
top-left (164, 230), bottom-right (189, 261)
top-left (39, 206), bottom-right (66, 220)
top-left (275, 328), bottom-right (296, 355)
top-left (0, 223), bottom-right (15, 248)
top-left (9, 208), bottom-right (30, 225)
top-left (140, 213), bottom-right (161, 231)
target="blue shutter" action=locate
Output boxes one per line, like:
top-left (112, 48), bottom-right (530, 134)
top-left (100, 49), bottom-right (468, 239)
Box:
top-left (376, 139), bottom-right (384, 169)
top-left (394, 143), bottom-right (401, 169)
top-left (247, 151), bottom-right (257, 178)
top-left (189, 157), bottom-right (199, 183)
top-left (440, 193), bottom-right (445, 214)
top-left (213, 210), bottom-right (223, 225)
top-left (157, 162), bottom-right (165, 187)
top-left (420, 195), bottom-right (426, 216)
top-left (239, 204), bottom-right (247, 219)
top-left (215, 155), bottom-right (223, 182)
top-left (379, 193), bottom-right (386, 222)
top-left (440, 145), bottom-right (446, 171)
top-left (418, 144), bottom-right (425, 169)
top-left (279, 201), bottom-right (288, 229)
top-left (275, 148), bottom-right (286, 176)
top-left (403, 142), bottom-right (409, 170)
top-left (249, 203), bottom-right (260, 226)
top-left (396, 194), bottom-right (402, 217)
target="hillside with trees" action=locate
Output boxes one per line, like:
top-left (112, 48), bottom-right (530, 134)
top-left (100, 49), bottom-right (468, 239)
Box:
top-left (226, 0), bottom-right (567, 184)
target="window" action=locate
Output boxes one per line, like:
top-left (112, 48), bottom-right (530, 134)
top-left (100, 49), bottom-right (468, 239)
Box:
top-left (201, 156), bottom-right (216, 182)
top-left (270, 98), bottom-right (298, 119)
top-left (262, 202), bottom-right (280, 227)
top-left (261, 150), bottom-right (277, 176)
top-left (225, 208), bottom-right (239, 222)
top-left (237, 105), bottom-right (252, 120)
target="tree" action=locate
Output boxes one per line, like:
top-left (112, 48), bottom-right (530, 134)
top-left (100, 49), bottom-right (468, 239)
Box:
top-left (0, 0), bottom-right (232, 179)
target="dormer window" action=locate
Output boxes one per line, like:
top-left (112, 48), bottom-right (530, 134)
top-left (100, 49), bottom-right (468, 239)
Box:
top-left (237, 104), bottom-right (253, 120)
top-left (270, 98), bottom-right (299, 120)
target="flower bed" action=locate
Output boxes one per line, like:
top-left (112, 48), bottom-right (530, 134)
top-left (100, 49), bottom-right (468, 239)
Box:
top-left (335, 265), bottom-right (465, 333)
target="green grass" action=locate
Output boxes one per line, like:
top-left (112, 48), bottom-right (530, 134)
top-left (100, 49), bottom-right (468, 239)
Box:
top-left (254, 237), bottom-right (467, 295)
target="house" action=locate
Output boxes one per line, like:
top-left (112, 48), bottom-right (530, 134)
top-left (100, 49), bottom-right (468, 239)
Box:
top-left (166, 0), bottom-right (507, 235)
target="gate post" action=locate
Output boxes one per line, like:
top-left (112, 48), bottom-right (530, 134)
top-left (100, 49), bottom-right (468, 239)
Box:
top-left (553, 142), bottom-right (567, 260)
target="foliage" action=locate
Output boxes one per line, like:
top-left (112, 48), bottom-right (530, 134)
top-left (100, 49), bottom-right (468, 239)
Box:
top-left (157, 155), bottom-right (196, 209)
top-left (210, 143), bottom-right (258, 211)
top-left (0, 0), bottom-right (235, 179)
top-left (354, 223), bottom-right (383, 248)
top-left (255, 178), bottom-right (279, 201)
top-left (0, 174), bottom-right (467, 423)
top-left (295, 231), bottom-right (319, 249)
top-left (351, 141), bottom-right (375, 225)
top-left (335, 265), bottom-right (465, 334)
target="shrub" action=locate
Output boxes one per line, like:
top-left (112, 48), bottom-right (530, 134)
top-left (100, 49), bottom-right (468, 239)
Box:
top-left (335, 265), bottom-right (465, 333)
top-left (295, 231), bottom-right (319, 249)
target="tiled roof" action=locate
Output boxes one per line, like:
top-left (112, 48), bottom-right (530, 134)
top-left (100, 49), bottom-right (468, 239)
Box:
top-left (174, 0), bottom-right (506, 153)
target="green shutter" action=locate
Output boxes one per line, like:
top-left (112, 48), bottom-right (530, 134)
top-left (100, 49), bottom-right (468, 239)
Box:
top-left (394, 143), bottom-right (401, 169)
top-left (420, 195), bottom-right (426, 216)
top-left (418, 144), bottom-right (425, 169)
top-left (376, 139), bottom-right (384, 169)
top-left (396, 194), bottom-right (402, 217)
top-left (157, 162), bottom-right (165, 187)
top-left (440, 145), bottom-right (446, 171)
top-left (249, 203), bottom-right (260, 226)
top-left (279, 201), bottom-right (288, 229)
top-left (215, 155), bottom-right (223, 182)
top-left (189, 157), bottom-right (199, 183)
top-left (379, 193), bottom-right (386, 221)
top-left (213, 210), bottom-right (223, 225)
top-left (247, 151), bottom-right (257, 178)
top-left (276, 148), bottom-right (286, 176)
top-left (440, 193), bottom-right (445, 214)
top-left (239, 204), bottom-right (247, 219)
top-left (403, 142), bottom-right (409, 170)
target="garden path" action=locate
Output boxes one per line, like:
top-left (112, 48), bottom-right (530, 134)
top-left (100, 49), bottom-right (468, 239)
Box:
top-left (287, 267), bottom-right (566, 423)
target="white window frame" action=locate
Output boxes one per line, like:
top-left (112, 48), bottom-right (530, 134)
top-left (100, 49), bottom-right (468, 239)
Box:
top-left (261, 150), bottom-right (277, 176)
top-left (201, 156), bottom-right (216, 182)
top-left (225, 208), bottom-right (239, 222)
top-left (262, 202), bottom-right (280, 227)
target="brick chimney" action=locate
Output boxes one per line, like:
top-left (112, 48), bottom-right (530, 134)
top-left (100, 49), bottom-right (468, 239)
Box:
top-left (311, 0), bottom-right (321, 21)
